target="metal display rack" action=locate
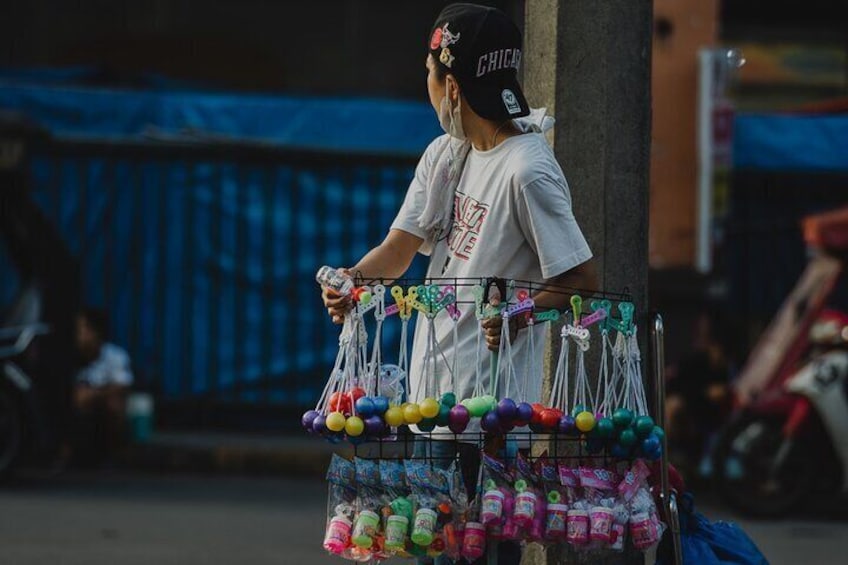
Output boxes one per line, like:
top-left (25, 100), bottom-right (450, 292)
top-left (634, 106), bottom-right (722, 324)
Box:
top-left (339, 276), bottom-right (682, 564)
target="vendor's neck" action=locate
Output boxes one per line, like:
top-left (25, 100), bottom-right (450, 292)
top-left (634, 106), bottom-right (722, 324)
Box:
top-left (465, 114), bottom-right (520, 152)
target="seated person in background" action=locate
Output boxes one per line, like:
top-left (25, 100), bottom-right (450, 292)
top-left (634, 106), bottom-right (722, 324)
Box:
top-left (72, 307), bottom-right (133, 464)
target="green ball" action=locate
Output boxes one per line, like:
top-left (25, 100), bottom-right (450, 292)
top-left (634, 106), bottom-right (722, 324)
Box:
top-left (436, 403), bottom-right (451, 426)
top-left (418, 417), bottom-right (437, 432)
top-left (480, 395), bottom-right (497, 411)
top-left (571, 404), bottom-right (586, 418)
top-left (652, 425), bottom-right (666, 442)
top-left (595, 417), bottom-right (615, 438)
top-left (440, 392), bottom-right (457, 407)
top-left (619, 428), bottom-right (637, 447)
top-left (634, 415), bottom-right (655, 438)
top-left (612, 408), bottom-right (634, 428)
top-left (468, 397), bottom-right (490, 417)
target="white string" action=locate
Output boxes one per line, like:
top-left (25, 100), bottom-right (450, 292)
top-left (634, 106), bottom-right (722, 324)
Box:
top-left (474, 320), bottom-right (483, 397)
top-left (521, 318), bottom-right (534, 402)
top-left (550, 329), bottom-right (570, 411)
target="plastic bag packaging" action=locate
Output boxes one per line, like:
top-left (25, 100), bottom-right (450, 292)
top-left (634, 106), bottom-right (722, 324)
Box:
top-left (379, 459), bottom-right (413, 557)
top-left (480, 453), bottom-right (514, 536)
top-left (539, 458), bottom-right (568, 542)
top-left (512, 453), bottom-right (545, 542)
top-left (351, 458), bottom-right (384, 557)
top-left (404, 459), bottom-right (454, 559)
top-left (323, 455), bottom-right (358, 556)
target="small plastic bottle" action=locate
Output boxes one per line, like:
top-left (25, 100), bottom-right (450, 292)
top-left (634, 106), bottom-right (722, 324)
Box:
top-left (316, 266), bottom-right (354, 296)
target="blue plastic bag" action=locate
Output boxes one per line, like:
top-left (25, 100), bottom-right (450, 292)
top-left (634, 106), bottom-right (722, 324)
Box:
top-left (659, 494), bottom-right (769, 564)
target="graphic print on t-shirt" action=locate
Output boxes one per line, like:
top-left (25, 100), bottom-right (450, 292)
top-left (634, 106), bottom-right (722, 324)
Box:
top-left (448, 190), bottom-right (489, 261)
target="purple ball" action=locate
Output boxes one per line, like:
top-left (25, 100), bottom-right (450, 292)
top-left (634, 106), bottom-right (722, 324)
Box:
top-left (301, 410), bottom-right (320, 432)
top-left (558, 414), bottom-right (576, 435)
top-left (364, 415), bottom-right (385, 437)
top-left (496, 398), bottom-right (518, 423)
top-left (312, 414), bottom-right (327, 435)
top-left (448, 405), bottom-right (471, 434)
top-left (481, 410), bottom-right (502, 433)
top-left (516, 402), bottom-right (534, 425)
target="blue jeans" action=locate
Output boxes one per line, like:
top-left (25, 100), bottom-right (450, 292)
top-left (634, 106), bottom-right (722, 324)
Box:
top-left (412, 438), bottom-right (522, 565)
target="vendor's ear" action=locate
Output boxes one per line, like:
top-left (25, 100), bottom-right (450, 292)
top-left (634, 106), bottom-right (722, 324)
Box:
top-left (445, 75), bottom-right (461, 105)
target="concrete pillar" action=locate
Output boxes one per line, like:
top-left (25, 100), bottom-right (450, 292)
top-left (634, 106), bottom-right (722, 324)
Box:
top-left (523, 1), bottom-right (652, 564)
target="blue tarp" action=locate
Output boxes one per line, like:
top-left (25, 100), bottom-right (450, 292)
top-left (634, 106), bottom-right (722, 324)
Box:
top-left (733, 114), bottom-right (848, 172)
top-left (0, 75), bottom-right (441, 156)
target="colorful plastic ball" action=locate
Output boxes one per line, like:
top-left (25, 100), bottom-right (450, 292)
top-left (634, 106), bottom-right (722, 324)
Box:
top-left (635, 415), bottom-right (655, 438)
top-left (325, 411), bottom-right (347, 432)
top-left (403, 403), bottom-right (423, 425)
top-left (641, 434), bottom-right (661, 455)
top-left (328, 392), bottom-right (350, 413)
top-left (435, 403), bottom-right (451, 427)
top-left (365, 415), bottom-right (385, 436)
top-left (311, 414), bottom-right (327, 434)
top-left (540, 409), bottom-right (560, 430)
top-left (348, 387), bottom-right (366, 403)
top-left (372, 396), bottom-right (390, 415)
top-left (384, 406), bottom-right (405, 427)
top-left (611, 442), bottom-right (631, 458)
top-left (480, 395), bottom-right (497, 411)
top-left (558, 414), bottom-right (576, 435)
top-left (575, 411), bottom-right (596, 433)
top-left (595, 417), bottom-right (615, 438)
top-left (516, 402), bottom-right (534, 425)
top-left (301, 410), bottom-right (320, 432)
top-left (571, 404), bottom-right (585, 418)
top-left (345, 416), bottom-right (365, 437)
top-left (354, 396), bottom-right (376, 418)
top-left (496, 398), bottom-right (518, 422)
top-left (481, 410), bottom-right (502, 433)
top-left (652, 425), bottom-right (666, 442)
top-left (358, 290), bottom-right (372, 305)
top-left (645, 442), bottom-right (663, 461)
top-left (612, 408), bottom-right (634, 428)
top-left (418, 417), bottom-right (437, 432)
top-left (468, 397), bottom-right (490, 418)
top-left (619, 428), bottom-right (637, 447)
top-left (419, 398), bottom-right (441, 419)
top-left (440, 392), bottom-right (457, 408)
top-left (448, 405), bottom-right (470, 434)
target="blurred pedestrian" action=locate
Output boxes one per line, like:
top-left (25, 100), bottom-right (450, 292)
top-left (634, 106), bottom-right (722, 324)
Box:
top-left (69, 307), bottom-right (133, 466)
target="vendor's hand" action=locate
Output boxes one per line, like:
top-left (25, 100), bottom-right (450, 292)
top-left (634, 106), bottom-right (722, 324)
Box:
top-left (480, 315), bottom-right (523, 351)
top-left (322, 286), bottom-right (352, 325)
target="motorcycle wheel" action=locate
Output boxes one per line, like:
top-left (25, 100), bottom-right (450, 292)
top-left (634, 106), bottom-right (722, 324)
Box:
top-left (0, 387), bottom-right (23, 479)
top-left (712, 413), bottom-right (813, 517)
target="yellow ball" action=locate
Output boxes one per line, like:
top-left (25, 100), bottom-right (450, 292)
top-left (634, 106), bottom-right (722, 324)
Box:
top-left (403, 403), bottom-right (423, 425)
top-left (419, 398), bottom-right (440, 419)
top-left (326, 411), bottom-right (347, 432)
top-left (575, 411), bottom-right (596, 433)
top-left (345, 416), bottom-right (365, 437)
top-left (384, 406), bottom-right (405, 427)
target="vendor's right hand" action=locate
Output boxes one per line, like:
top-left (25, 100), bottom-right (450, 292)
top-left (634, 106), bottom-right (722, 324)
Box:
top-left (322, 286), bottom-right (352, 324)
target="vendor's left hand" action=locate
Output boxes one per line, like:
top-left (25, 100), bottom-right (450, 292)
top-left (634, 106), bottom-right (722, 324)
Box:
top-left (481, 315), bottom-right (524, 351)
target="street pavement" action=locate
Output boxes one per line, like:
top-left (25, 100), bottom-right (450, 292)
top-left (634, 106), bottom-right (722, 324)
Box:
top-left (1, 470), bottom-right (847, 564)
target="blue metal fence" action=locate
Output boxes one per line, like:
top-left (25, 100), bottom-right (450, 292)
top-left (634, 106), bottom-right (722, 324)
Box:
top-left (3, 137), bottom-right (423, 416)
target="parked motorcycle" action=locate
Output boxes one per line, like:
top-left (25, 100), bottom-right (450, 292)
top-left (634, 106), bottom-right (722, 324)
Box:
top-left (712, 207), bottom-right (848, 517)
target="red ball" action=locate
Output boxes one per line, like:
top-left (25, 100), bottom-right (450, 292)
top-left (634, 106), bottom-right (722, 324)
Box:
top-left (347, 387), bottom-right (366, 403)
top-left (328, 392), bottom-right (350, 413)
top-left (540, 409), bottom-right (560, 430)
top-left (530, 403), bottom-right (545, 425)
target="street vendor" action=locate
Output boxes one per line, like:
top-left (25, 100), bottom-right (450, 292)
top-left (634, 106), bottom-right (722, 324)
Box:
top-left (321, 4), bottom-right (595, 563)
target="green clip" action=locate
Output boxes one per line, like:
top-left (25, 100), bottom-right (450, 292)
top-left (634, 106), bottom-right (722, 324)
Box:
top-left (607, 301), bottom-right (635, 335)
top-left (534, 309), bottom-right (560, 323)
top-left (570, 295), bottom-right (583, 326)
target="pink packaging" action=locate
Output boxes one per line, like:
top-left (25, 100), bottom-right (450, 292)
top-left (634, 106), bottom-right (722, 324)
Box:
top-left (513, 491), bottom-right (538, 528)
top-left (481, 489), bottom-right (506, 526)
top-left (630, 512), bottom-right (658, 550)
top-left (461, 521), bottom-right (486, 561)
top-left (323, 516), bottom-right (352, 555)
top-left (611, 522), bottom-right (626, 551)
top-left (545, 503), bottom-right (568, 539)
top-left (566, 509), bottom-right (590, 546)
top-left (589, 506), bottom-right (614, 544)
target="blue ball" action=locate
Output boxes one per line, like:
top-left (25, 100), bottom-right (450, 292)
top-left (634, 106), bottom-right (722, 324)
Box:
top-left (642, 434), bottom-right (661, 456)
top-left (355, 397), bottom-right (376, 418)
top-left (516, 402), bottom-right (534, 425)
top-left (372, 396), bottom-right (390, 415)
top-left (611, 443), bottom-right (631, 459)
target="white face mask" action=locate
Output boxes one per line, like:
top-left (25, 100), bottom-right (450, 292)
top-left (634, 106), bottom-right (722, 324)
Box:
top-left (438, 88), bottom-right (466, 140)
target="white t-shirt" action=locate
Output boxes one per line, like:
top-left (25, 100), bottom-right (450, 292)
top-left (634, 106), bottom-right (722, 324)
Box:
top-left (76, 343), bottom-right (134, 388)
top-left (390, 131), bottom-right (592, 434)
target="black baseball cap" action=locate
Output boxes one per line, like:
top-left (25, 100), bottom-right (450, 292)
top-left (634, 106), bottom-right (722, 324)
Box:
top-left (428, 3), bottom-right (530, 121)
